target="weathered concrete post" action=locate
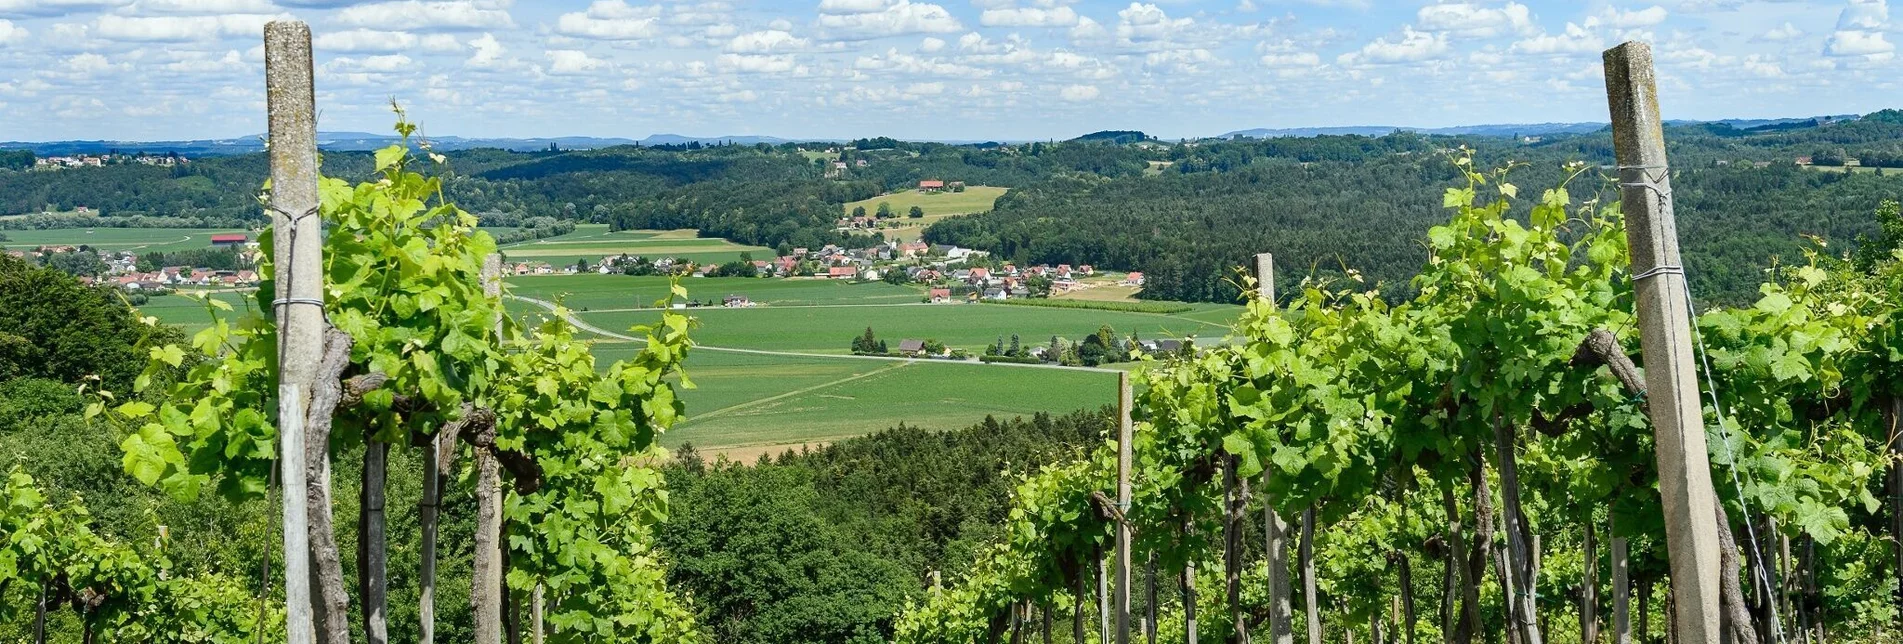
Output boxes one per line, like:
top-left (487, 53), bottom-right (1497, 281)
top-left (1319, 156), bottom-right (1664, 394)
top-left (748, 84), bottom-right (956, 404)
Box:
top-left (264, 20), bottom-right (319, 644)
top-left (1255, 252), bottom-right (1295, 644)
top-left (1602, 40), bottom-right (1722, 644)
top-left (1116, 371), bottom-right (1134, 644)
top-left (474, 254), bottom-right (505, 644)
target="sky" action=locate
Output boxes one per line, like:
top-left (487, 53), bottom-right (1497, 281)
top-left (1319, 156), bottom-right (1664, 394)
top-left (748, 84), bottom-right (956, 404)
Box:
top-left (0, 0), bottom-right (1894, 142)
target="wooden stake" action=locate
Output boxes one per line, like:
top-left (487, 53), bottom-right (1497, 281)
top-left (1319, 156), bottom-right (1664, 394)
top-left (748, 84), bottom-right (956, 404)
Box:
top-left (1613, 531), bottom-right (1630, 644)
top-left (1116, 372), bottom-right (1134, 644)
top-left (360, 441), bottom-right (389, 644)
top-left (264, 20), bottom-right (319, 644)
top-left (1602, 40), bottom-right (1723, 644)
top-left (1256, 252), bottom-right (1296, 644)
top-left (474, 253), bottom-right (505, 644)
top-left (1585, 518), bottom-right (1601, 644)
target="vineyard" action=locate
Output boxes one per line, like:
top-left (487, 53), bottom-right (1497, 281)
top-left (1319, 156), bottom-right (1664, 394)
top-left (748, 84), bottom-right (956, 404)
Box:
top-left (0, 23), bottom-right (1900, 644)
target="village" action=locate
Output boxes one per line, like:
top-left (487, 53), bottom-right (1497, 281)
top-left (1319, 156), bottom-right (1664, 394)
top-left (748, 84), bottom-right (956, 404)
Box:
top-left (2, 231), bottom-right (258, 291)
top-left (31, 152), bottom-right (189, 170)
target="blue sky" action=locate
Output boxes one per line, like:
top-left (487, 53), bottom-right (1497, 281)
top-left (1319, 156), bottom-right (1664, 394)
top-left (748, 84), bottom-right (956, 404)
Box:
top-left (0, 0), bottom-right (1893, 141)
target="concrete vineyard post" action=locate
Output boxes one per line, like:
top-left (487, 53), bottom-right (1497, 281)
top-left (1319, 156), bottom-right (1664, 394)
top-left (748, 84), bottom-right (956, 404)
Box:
top-left (475, 254), bottom-right (505, 644)
top-left (264, 20), bottom-right (319, 644)
top-left (1255, 252), bottom-right (1295, 644)
top-left (1116, 371), bottom-right (1133, 644)
top-left (1602, 40), bottom-right (1722, 644)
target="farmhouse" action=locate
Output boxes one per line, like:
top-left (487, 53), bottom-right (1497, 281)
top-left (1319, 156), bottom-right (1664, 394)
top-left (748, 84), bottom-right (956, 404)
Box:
top-left (897, 339), bottom-right (926, 356)
top-left (723, 294), bottom-right (753, 308)
top-left (828, 265), bottom-right (859, 280)
top-left (210, 233), bottom-right (248, 247)
top-left (917, 180), bottom-right (945, 192)
top-left (929, 288), bottom-right (953, 303)
top-left (1121, 272), bottom-right (1145, 287)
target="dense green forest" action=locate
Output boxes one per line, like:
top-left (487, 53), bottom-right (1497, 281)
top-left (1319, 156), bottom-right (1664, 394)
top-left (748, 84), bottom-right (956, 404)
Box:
top-left (5, 113), bottom-right (1902, 305)
top-left (925, 117), bottom-right (1903, 305)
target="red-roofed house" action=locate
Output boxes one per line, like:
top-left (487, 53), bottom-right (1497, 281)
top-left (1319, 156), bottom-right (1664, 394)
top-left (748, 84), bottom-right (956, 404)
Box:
top-left (929, 288), bottom-right (953, 303)
top-left (917, 180), bottom-right (945, 191)
top-left (828, 266), bottom-right (858, 280)
top-left (210, 233), bottom-right (249, 247)
top-left (1121, 272), bottom-right (1145, 287)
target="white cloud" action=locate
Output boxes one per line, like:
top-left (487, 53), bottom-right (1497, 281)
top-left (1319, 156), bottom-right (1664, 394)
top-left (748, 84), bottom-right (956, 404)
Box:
top-left (816, 0), bottom-right (962, 40)
top-left (904, 81), bottom-right (944, 95)
top-left (727, 29), bottom-right (809, 53)
top-left (1070, 15), bottom-right (1106, 40)
top-left (1415, 2), bottom-right (1535, 38)
top-left (1058, 84), bottom-right (1098, 101)
top-left (1756, 22), bottom-right (1802, 42)
top-left (1116, 3), bottom-right (1192, 43)
top-left (818, 0), bottom-right (889, 14)
top-left (1510, 22), bottom-right (1603, 56)
top-left (336, 1), bottom-right (515, 31)
top-left (556, 0), bottom-right (659, 40)
top-left (315, 29), bottom-right (421, 53)
top-left (1260, 51), bottom-right (1321, 67)
top-left (545, 49), bottom-right (607, 74)
top-left (1583, 5), bottom-right (1668, 29)
top-left (127, 0), bottom-right (279, 14)
top-left (1826, 29), bottom-right (1893, 56)
top-left (1339, 27), bottom-right (1448, 64)
top-left (981, 5), bottom-right (1079, 28)
top-left (466, 33), bottom-right (504, 66)
top-left (94, 13), bottom-right (281, 42)
top-left (1836, 0), bottom-right (1888, 30)
top-left (718, 89), bottom-right (759, 102)
top-left (716, 53), bottom-right (799, 73)
top-left (327, 53), bottom-right (412, 73)
top-left (920, 36), bottom-right (945, 51)
top-left (0, 0), bottom-right (126, 18)
top-left (1825, 0), bottom-right (1893, 58)
top-left (0, 18), bottom-right (25, 45)
top-left (65, 52), bottom-right (111, 74)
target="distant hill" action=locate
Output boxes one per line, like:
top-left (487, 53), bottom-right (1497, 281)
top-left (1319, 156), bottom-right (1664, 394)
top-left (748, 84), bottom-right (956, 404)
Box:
top-left (1069, 130), bottom-right (1151, 144)
top-left (1220, 115), bottom-right (1867, 140)
top-left (639, 134), bottom-right (795, 146)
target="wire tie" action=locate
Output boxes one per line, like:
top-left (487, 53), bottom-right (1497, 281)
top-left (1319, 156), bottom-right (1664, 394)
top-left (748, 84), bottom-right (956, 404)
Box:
top-left (273, 297), bottom-right (325, 308)
top-left (1631, 265), bottom-right (1683, 282)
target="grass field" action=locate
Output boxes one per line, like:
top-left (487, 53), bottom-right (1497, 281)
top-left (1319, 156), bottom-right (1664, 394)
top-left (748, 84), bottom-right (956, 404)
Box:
top-left (138, 290), bottom-right (256, 334)
top-left (508, 274), bottom-right (924, 310)
top-left (585, 346), bottom-right (1118, 453)
top-left (842, 186), bottom-right (1007, 242)
top-left (496, 224), bottom-right (770, 266)
top-left (578, 301), bottom-right (1232, 354)
top-left (1800, 164), bottom-right (1898, 175)
top-left (1, 228), bottom-right (251, 253)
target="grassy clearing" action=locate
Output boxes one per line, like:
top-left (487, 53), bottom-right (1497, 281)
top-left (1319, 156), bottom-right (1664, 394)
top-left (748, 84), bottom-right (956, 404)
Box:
top-left (578, 302), bottom-right (1230, 354)
top-left (508, 274), bottom-right (923, 310)
top-left (584, 348), bottom-right (1117, 450)
top-left (1, 228), bottom-right (251, 253)
top-left (842, 186), bottom-right (1008, 242)
top-left (1800, 164), bottom-right (1897, 175)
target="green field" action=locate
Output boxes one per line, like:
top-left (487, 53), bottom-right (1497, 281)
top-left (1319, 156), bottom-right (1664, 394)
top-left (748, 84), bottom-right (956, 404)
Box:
top-left (496, 224), bottom-right (769, 266)
top-left (585, 346), bottom-right (1116, 455)
top-left (577, 300), bottom-right (1232, 354)
top-left (1, 228), bottom-right (251, 253)
top-left (137, 290), bottom-right (256, 334)
top-left (507, 274), bottom-right (924, 310)
top-left (842, 186), bottom-right (1007, 242)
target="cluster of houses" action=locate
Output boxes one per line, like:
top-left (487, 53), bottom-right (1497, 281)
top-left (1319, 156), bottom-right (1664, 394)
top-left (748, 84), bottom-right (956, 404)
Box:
top-left (6, 231), bottom-right (258, 290)
top-left (33, 153), bottom-right (187, 170)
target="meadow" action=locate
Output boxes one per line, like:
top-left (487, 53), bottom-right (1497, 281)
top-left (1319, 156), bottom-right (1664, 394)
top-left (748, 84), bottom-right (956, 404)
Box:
top-left (0, 227), bottom-right (251, 253)
top-left (577, 299), bottom-right (1233, 354)
top-left (584, 345), bottom-right (1118, 456)
top-left (842, 186), bottom-right (1007, 242)
top-left (495, 224), bottom-right (770, 266)
top-left (507, 274), bottom-right (924, 310)
top-left (137, 289), bottom-right (256, 334)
